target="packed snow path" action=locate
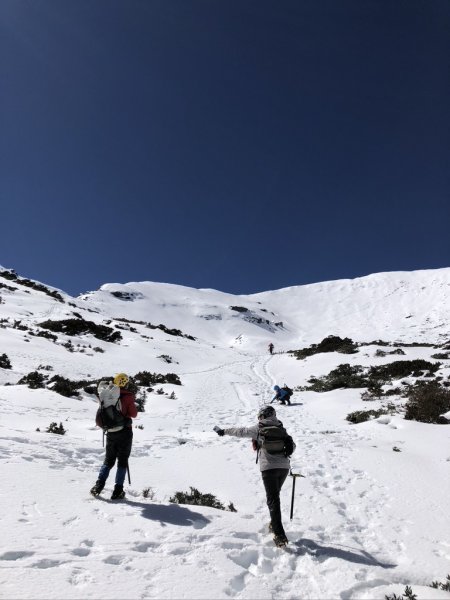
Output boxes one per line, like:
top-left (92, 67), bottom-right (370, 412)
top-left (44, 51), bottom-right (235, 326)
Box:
top-left (1, 352), bottom-right (449, 600)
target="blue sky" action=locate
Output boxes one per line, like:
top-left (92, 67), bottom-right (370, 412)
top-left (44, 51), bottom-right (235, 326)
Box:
top-left (1, 0), bottom-right (449, 297)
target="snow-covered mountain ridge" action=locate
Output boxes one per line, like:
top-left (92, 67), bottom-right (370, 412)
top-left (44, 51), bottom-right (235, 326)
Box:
top-left (2, 266), bottom-right (450, 351)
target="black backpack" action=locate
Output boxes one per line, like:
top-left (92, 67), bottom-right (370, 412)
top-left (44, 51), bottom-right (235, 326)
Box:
top-left (97, 400), bottom-right (125, 431)
top-left (96, 381), bottom-right (125, 431)
top-left (257, 421), bottom-right (295, 457)
top-left (282, 385), bottom-right (293, 399)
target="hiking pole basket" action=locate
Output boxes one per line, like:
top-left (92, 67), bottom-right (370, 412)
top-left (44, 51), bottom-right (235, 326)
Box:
top-left (289, 469), bottom-right (305, 521)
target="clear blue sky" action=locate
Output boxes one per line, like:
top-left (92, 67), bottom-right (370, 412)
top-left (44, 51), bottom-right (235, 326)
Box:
top-left (1, 0), bottom-right (449, 296)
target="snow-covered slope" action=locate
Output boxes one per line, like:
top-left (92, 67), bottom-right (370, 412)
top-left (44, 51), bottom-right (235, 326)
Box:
top-left (1, 266), bottom-right (449, 600)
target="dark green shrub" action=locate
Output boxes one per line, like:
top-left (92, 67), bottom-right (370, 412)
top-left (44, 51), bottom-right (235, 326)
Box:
top-left (369, 360), bottom-right (441, 382)
top-left (47, 375), bottom-right (80, 398)
top-left (346, 408), bottom-right (387, 424)
top-left (0, 353), bottom-right (12, 369)
top-left (0, 269), bottom-right (64, 302)
top-left (304, 364), bottom-right (368, 392)
top-left (375, 348), bottom-right (406, 357)
top-left (430, 575), bottom-right (450, 592)
top-left (290, 335), bottom-right (358, 360)
top-left (142, 487), bottom-right (154, 499)
top-left (361, 381), bottom-right (384, 401)
top-left (145, 322), bottom-right (195, 340)
top-left (135, 389), bottom-right (146, 412)
top-left (404, 381), bottom-right (450, 423)
top-left (18, 371), bottom-right (46, 389)
top-left (158, 354), bottom-right (173, 363)
top-left (385, 585), bottom-right (417, 600)
top-left (230, 306), bottom-right (248, 312)
top-left (133, 371), bottom-right (182, 386)
top-left (39, 318), bottom-right (122, 343)
top-left (169, 487), bottom-right (236, 512)
top-left (431, 352), bottom-right (450, 360)
top-left (46, 422), bottom-right (66, 435)
top-left (33, 330), bottom-right (58, 341)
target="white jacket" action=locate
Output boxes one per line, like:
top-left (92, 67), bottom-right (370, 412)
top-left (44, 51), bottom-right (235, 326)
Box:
top-left (224, 416), bottom-right (295, 472)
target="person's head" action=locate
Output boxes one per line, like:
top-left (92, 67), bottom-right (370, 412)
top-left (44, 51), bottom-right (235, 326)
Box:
top-left (258, 405), bottom-right (276, 420)
top-left (273, 385), bottom-right (280, 391)
top-left (114, 373), bottom-right (129, 388)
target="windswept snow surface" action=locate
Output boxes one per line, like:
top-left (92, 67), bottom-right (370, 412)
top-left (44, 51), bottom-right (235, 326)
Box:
top-left (0, 267), bottom-right (450, 599)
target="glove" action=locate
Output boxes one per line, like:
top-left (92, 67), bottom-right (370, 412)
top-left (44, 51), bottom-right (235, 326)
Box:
top-left (214, 426), bottom-right (225, 436)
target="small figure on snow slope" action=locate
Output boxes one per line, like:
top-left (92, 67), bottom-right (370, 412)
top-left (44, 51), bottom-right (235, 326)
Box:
top-left (215, 405), bottom-right (296, 547)
top-left (268, 342), bottom-right (274, 355)
top-left (90, 373), bottom-right (137, 500)
top-left (271, 384), bottom-right (292, 405)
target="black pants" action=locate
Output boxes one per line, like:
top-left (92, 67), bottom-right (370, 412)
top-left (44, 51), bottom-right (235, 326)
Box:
top-left (261, 468), bottom-right (289, 537)
top-left (104, 427), bottom-right (133, 469)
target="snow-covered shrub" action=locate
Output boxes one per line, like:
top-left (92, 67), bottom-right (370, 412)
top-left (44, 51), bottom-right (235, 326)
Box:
top-left (46, 422), bottom-right (66, 435)
top-left (133, 371), bottom-right (182, 386)
top-left (135, 389), bottom-right (146, 412)
top-left (369, 359), bottom-right (441, 382)
top-left (304, 364), bottom-right (368, 392)
top-left (431, 352), bottom-right (450, 360)
top-left (18, 371), bottom-right (46, 389)
top-left (47, 375), bottom-right (80, 398)
top-left (38, 318), bottom-right (122, 343)
top-left (142, 487), bottom-right (155, 499)
top-left (404, 381), bottom-right (450, 424)
top-left (157, 354), bottom-right (173, 363)
top-left (290, 335), bottom-right (358, 360)
top-left (169, 487), bottom-right (236, 512)
top-left (346, 408), bottom-right (388, 424)
top-left (430, 575), bottom-right (450, 592)
top-left (0, 353), bottom-right (12, 369)
top-left (385, 585), bottom-right (417, 600)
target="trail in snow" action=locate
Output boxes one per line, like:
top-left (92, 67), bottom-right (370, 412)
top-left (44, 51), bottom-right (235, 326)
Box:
top-left (1, 351), bottom-right (449, 600)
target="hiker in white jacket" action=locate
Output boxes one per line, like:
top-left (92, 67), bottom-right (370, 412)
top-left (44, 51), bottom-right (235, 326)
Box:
top-left (215, 405), bottom-right (295, 547)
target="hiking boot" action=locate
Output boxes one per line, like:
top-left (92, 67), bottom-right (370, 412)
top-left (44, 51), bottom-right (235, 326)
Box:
top-left (111, 485), bottom-right (125, 500)
top-left (90, 480), bottom-right (105, 497)
top-left (273, 534), bottom-right (288, 548)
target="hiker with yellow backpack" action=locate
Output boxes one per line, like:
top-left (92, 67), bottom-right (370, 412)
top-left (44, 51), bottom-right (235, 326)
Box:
top-left (90, 373), bottom-right (137, 500)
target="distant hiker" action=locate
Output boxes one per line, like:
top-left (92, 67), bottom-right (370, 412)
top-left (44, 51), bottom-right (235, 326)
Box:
top-left (214, 405), bottom-right (295, 547)
top-left (90, 373), bottom-right (137, 500)
top-left (271, 385), bottom-right (292, 405)
top-left (268, 343), bottom-right (274, 355)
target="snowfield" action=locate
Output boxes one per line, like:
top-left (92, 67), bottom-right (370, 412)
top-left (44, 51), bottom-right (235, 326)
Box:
top-left (0, 267), bottom-right (449, 599)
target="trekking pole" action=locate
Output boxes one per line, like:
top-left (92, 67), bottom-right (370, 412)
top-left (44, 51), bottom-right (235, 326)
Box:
top-left (127, 462), bottom-right (131, 485)
top-left (290, 470), bottom-right (305, 521)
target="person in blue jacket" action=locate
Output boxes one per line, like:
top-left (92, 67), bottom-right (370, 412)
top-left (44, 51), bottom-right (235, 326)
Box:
top-left (271, 385), bottom-right (291, 405)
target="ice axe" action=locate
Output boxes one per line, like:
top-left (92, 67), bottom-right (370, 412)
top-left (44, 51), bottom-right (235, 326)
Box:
top-left (289, 469), bottom-right (305, 521)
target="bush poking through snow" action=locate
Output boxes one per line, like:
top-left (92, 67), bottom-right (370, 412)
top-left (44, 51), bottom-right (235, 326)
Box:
top-left (385, 585), bottom-right (417, 600)
top-left (0, 353), bottom-right (12, 369)
top-left (142, 487), bottom-right (155, 500)
top-left (18, 371), bottom-right (46, 389)
top-left (133, 371), bottom-right (182, 386)
top-left (346, 408), bottom-right (388, 424)
top-left (38, 318), bottom-right (122, 343)
top-left (47, 376), bottom-right (80, 398)
top-left (169, 487), bottom-right (237, 512)
top-left (46, 422), bottom-right (66, 435)
top-left (404, 381), bottom-right (450, 424)
top-left (430, 575), bottom-right (450, 592)
top-left (289, 335), bottom-right (358, 360)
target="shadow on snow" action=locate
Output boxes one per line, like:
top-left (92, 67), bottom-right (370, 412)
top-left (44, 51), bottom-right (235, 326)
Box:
top-left (121, 498), bottom-right (211, 528)
top-left (292, 538), bottom-right (396, 568)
